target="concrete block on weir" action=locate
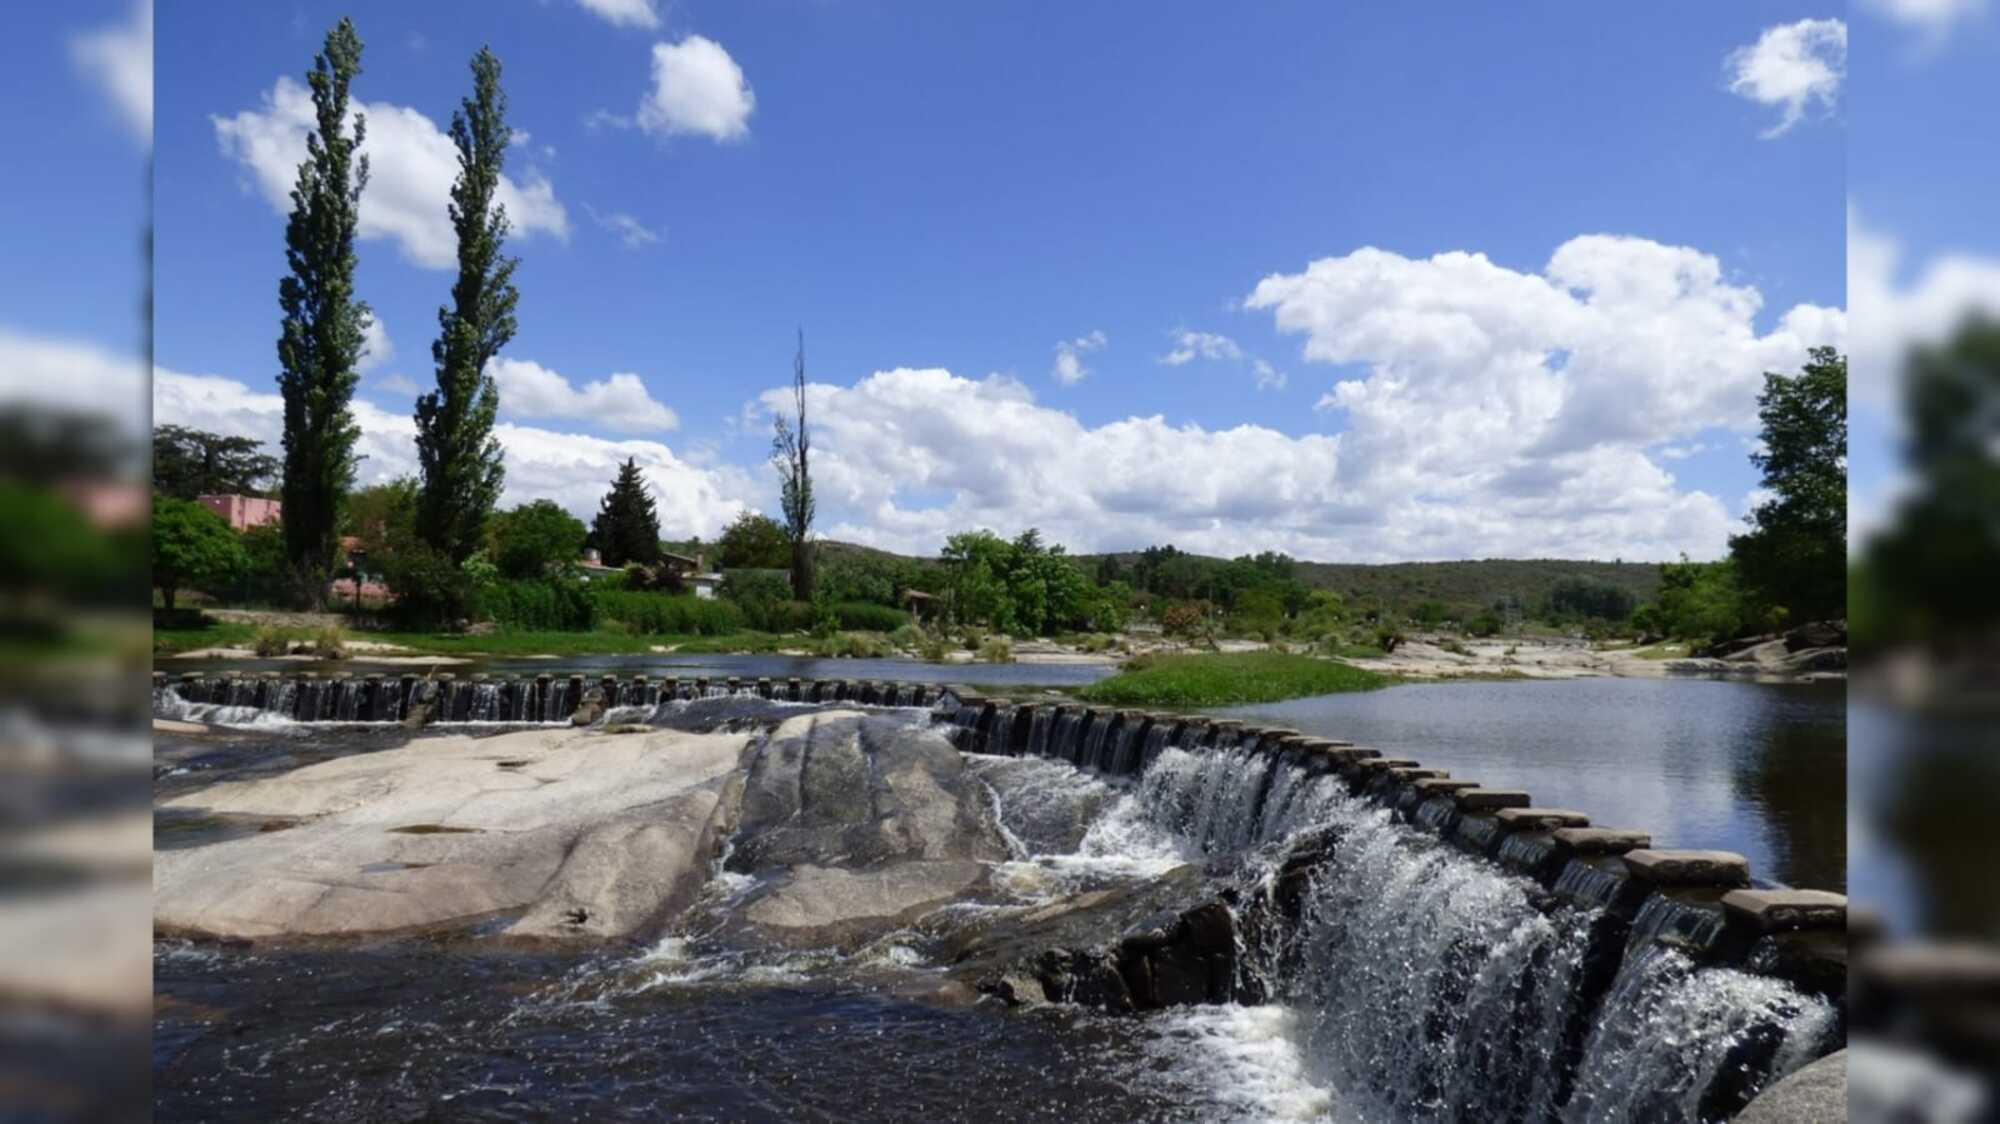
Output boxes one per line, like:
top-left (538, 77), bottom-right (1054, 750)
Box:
top-left (1389, 767), bottom-right (1450, 782)
top-left (1551, 827), bottom-right (1651, 855)
top-left (1453, 789), bottom-right (1531, 812)
top-left (1494, 807), bottom-right (1590, 830)
top-left (1621, 849), bottom-right (1750, 887)
top-left (1411, 778), bottom-right (1478, 796)
top-left (1721, 889), bottom-right (1847, 934)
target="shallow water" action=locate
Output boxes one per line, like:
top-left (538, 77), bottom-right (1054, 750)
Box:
top-left (158, 651), bottom-right (1117, 689)
top-left (1221, 677), bottom-right (1846, 890)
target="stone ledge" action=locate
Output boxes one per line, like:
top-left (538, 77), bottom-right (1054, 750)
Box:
top-left (1721, 889), bottom-right (1846, 933)
top-left (1412, 778), bottom-right (1478, 796)
top-left (1494, 807), bottom-right (1589, 829)
top-left (1453, 789), bottom-right (1531, 811)
top-left (1622, 848), bottom-right (1750, 886)
top-left (1551, 827), bottom-right (1651, 855)
top-left (1858, 942), bottom-right (2000, 999)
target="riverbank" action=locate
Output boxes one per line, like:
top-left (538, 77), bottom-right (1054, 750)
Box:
top-left (1340, 632), bottom-right (1845, 683)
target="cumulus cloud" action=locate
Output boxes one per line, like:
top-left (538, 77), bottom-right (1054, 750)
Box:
top-left (70, 0), bottom-right (152, 146)
top-left (214, 77), bottom-right (571, 269)
top-left (487, 357), bottom-right (680, 432)
top-left (739, 361), bottom-right (1756, 563)
top-left (359, 317), bottom-right (392, 372)
top-left (577, 0), bottom-right (659, 30)
top-left (1849, 208), bottom-right (2000, 411)
top-left (584, 203), bottom-right (661, 248)
top-left (1052, 330), bottom-right (1107, 386)
top-left (154, 366), bottom-right (752, 536)
top-left (1725, 18), bottom-right (1847, 137)
top-left (0, 327), bottom-right (148, 437)
top-left (1861, 0), bottom-right (1985, 34)
top-left (637, 36), bottom-right (755, 142)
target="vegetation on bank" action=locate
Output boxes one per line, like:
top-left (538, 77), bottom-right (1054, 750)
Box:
top-left (1076, 651), bottom-right (1390, 708)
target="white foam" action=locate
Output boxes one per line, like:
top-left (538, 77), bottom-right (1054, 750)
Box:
top-left (1124, 1004), bottom-right (1337, 1122)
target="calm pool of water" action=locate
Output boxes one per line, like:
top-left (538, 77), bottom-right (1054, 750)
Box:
top-left (1219, 677), bottom-right (1846, 891)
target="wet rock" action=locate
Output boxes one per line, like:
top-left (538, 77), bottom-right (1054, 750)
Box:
top-left (1732, 1050), bottom-right (1845, 1123)
top-left (728, 711), bottom-right (1011, 872)
top-left (1722, 889), bottom-right (1847, 933)
top-left (964, 755), bottom-right (1119, 855)
top-left (153, 726), bottom-right (751, 941)
top-left (1783, 620), bottom-right (1846, 653)
top-left (738, 860), bottom-right (991, 949)
top-left (568, 686), bottom-right (608, 727)
top-left (1622, 848), bottom-right (1750, 887)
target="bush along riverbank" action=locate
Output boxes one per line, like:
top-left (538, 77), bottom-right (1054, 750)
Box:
top-left (1075, 651), bottom-right (1390, 708)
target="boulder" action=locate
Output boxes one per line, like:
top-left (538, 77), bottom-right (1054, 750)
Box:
top-left (1783, 620), bottom-right (1847, 653)
top-left (736, 860), bottom-right (991, 949)
top-left (1732, 1050), bottom-right (1845, 1123)
top-left (153, 726), bottom-right (750, 942)
top-left (728, 711), bottom-right (1011, 872)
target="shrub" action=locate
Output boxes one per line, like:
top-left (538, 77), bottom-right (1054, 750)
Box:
top-left (251, 623), bottom-right (293, 657)
top-left (478, 579), bottom-right (596, 631)
top-left (591, 590), bottom-right (744, 636)
top-left (720, 570), bottom-right (795, 631)
top-left (834, 600), bottom-right (908, 632)
top-left (809, 631), bottom-right (895, 659)
top-left (1372, 625), bottom-right (1405, 654)
top-left (313, 623), bottom-right (349, 659)
top-left (976, 635), bottom-right (1014, 663)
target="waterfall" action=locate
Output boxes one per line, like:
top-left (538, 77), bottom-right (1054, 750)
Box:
top-left (1564, 946), bottom-right (1837, 1123)
top-left (1076, 712), bottom-right (1112, 768)
top-left (468, 681), bottom-right (501, 722)
top-left (1552, 859), bottom-right (1626, 909)
top-left (1025, 708), bottom-right (1054, 757)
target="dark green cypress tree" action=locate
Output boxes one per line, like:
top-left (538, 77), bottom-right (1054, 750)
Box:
top-left (415, 45), bottom-right (515, 564)
top-left (593, 458), bottom-right (662, 567)
top-left (277, 18), bottom-right (370, 609)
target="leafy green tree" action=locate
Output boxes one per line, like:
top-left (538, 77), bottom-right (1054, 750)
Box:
top-left (1862, 320), bottom-right (2000, 644)
top-left (152, 497), bottom-right (248, 611)
top-left (1545, 577), bottom-right (1637, 622)
top-left (490, 499), bottom-right (585, 579)
top-left (153, 425), bottom-right (278, 499)
top-left (277, 18), bottom-right (371, 609)
top-left (1647, 557), bottom-right (1746, 643)
top-left (1729, 347), bottom-right (1847, 624)
top-left (773, 331), bottom-right (816, 598)
top-left (415, 45), bottom-right (514, 565)
top-left (592, 458), bottom-right (661, 567)
top-left (716, 511), bottom-right (792, 570)
top-left (817, 553), bottom-right (899, 605)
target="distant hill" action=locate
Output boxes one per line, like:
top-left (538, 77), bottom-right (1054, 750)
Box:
top-left (794, 539), bottom-right (1662, 612)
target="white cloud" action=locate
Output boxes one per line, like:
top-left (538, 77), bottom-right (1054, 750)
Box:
top-left (154, 366), bottom-right (753, 537)
top-left (214, 77), bottom-right (572, 269)
top-left (738, 364), bottom-right (1748, 563)
top-left (1161, 330), bottom-right (1244, 365)
top-left (1725, 19), bottom-right (1847, 138)
top-left (70, 0), bottom-right (152, 146)
top-left (577, 0), bottom-right (660, 30)
top-left (1161, 328), bottom-right (1285, 390)
top-left (373, 372), bottom-right (423, 397)
top-left (0, 328), bottom-right (147, 438)
top-left (584, 203), bottom-right (661, 248)
top-left (1052, 330), bottom-right (1107, 386)
top-left (1849, 208), bottom-right (2000, 411)
top-left (638, 36), bottom-right (755, 142)
top-left (1862, 0), bottom-right (1985, 34)
top-left (487, 357), bottom-right (680, 432)
top-left (360, 317), bottom-right (392, 372)
top-left (1235, 235), bottom-right (1843, 559)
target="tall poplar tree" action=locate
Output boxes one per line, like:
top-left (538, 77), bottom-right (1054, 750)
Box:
top-left (773, 330), bottom-right (815, 599)
top-left (277, 18), bottom-right (370, 609)
top-left (415, 45), bottom-right (515, 565)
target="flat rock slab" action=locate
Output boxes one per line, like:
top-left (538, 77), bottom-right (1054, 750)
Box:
top-left (1350, 758), bottom-right (1419, 773)
top-left (1495, 807), bottom-right (1590, 829)
top-left (1388, 767), bottom-right (1449, 781)
top-left (1722, 889), bottom-right (1847, 933)
top-left (1453, 789), bottom-right (1531, 811)
top-left (1622, 848), bottom-right (1750, 886)
top-left (1732, 1050), bottom-right (1845, 1124)
top-left (1552, 827), bottom-right (1651, 855)
top-left (154, 726), bottom-right (750, 942)
top-left (1412, 778), bottom-right (1477, 795)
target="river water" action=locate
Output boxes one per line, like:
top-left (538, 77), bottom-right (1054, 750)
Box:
top-left (153, 671), bottom-right (1843, 1120)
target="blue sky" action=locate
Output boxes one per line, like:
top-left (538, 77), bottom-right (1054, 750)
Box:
top-left (15, 2), bottom-right (1863, 561)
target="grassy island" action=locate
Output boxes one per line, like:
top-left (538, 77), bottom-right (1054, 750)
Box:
top-left (1075, 651), bottom-right (1391, 708)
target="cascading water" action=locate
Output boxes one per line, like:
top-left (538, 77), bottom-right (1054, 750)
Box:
top-left (946, 704), bottom-right (1839, 1122)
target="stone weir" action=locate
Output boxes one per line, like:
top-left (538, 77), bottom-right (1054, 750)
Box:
top-left (153, 671), bottom-right (936, 726)
top-left (934, 686), bottom-right (1849, 1122)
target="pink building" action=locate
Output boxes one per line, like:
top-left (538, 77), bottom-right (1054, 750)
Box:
top-left (198, 494), bottom-right (282, 531)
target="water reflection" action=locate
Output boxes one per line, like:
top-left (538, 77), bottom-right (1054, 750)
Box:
top-left (1851, 700), bottom-right (2000, 939)
top-left (1220, 678), bottom-right (1846, 891)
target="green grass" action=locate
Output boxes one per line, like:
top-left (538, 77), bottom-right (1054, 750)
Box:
top-left (1076, 651), bottom-right (1390, 708)
top-left (1630, 642), bottom-right (1693, 661)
